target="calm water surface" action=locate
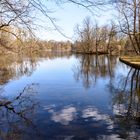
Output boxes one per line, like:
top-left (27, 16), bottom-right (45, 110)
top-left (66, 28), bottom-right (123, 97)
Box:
top-left (0, 53), bottom-right (140, 140)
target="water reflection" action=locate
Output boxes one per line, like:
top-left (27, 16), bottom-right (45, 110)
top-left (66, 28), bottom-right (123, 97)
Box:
top-left (0, 52), bottom-right (71, 85)
top-left (50, 106), bottom-right (76, 125)
top-left (0, 55), bottom-right (37, 84)
top-left (110, 67), bottom-right (140, 119)
top-left (43, 104), bottom-right (126, 140)
top-left (73, 55), bottom-right (117, 88)
top-left (108, 67), bottom-right (140, 140)
top-left (0, 84), bottom-right (39, 140)
top-left (0, 53), bottom-right (140, 140)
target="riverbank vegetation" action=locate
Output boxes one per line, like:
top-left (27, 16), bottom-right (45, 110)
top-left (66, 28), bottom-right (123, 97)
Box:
top-left (0, 0), bottom-right (140, 56)
top-left (73, 17), bottom-right (126, 55)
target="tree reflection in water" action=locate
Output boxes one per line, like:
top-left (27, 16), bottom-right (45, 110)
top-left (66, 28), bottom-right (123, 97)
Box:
top-left (0, 53), bottom-right (139, 139)
top-left (73, 54), bottom-right (117, 88)
top-left (0, 52), bottom-right (72, 85)
top-left (0, 52), bottom-right (72, 140)
top-left (0, 55), bottom-right (38, 85)
top-left (0, 84), bottom-right (40, 140)
top-left (72, 54), bottom-right (140, 139)
top-left (108, 67), bottom-right (140, 139)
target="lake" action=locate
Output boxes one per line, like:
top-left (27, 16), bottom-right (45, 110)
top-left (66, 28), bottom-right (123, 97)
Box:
top-left (0, 52), bottom-right (140, 140)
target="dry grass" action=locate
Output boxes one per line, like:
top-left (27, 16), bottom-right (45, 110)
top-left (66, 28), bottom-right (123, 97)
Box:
top-left (119, 56), bottom-right (140, 69)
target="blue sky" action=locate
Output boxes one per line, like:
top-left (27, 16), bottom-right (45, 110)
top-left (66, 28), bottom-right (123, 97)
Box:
top-left (35, 1), bottom-right (115, 41)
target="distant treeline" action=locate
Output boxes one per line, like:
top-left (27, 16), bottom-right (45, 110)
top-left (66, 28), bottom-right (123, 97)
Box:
top-left (0, 27), bottom-right (72, 54)
top-left (73, 17), bottom-right (137, 55)
top-left (1, 0), bottom-right (140, 55)
top-left (0, 25), bottom-right (136, 55)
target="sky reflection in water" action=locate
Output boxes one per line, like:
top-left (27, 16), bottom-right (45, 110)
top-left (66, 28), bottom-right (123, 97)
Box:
top-left (0, 53), bottom-right (140, 140)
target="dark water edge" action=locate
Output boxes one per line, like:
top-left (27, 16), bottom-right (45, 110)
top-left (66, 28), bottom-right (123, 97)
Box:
top-left (0, 52), bottom-right (140, 140)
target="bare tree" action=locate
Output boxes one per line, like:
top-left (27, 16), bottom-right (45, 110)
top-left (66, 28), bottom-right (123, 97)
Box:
top-left (115, 0), bottom-right (140, 54)
top-left (93, 23), bottom-right (106, 54)
top-left (77, 17), bottom-right (94, 53)
top-left (0, 0), bottom-right (109, 52)
top-left (74, 18), bottom-right (120, 54)
top-left (106, 22), bottom-right (118, 54)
